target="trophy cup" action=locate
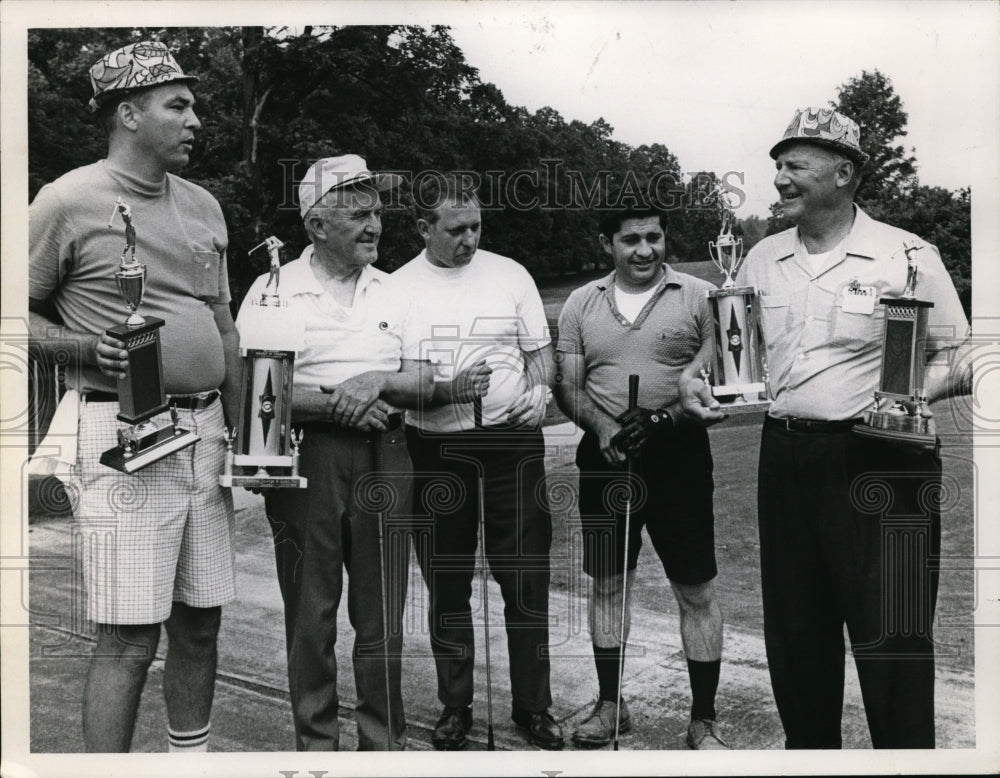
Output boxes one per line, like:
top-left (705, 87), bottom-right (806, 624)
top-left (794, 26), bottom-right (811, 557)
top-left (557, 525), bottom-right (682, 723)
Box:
top-left (220, 236), bottom-right (307, 489)
top-left (854, 243), bottom-right (937, 449)
top-left (100, 198), bottom-right (200, 473)
top-left (702, 185), bottom-right (771, 413)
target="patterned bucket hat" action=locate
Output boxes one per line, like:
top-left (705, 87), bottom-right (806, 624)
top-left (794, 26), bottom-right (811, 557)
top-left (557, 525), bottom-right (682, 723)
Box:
top-left (89, 40), bottom-right (198, 112)
top-left (769, 107), bottom-right (870, 166)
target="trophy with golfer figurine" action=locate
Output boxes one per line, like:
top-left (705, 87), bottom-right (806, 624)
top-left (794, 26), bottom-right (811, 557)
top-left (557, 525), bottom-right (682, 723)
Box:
top-left (700, 184), bottom-right (771, 412)
top-left (100, 198), bottom-right (201, 473)
top-left (220, 236), bottom-right (307, 488)
top-left (854, 242), bottom-right (937, 449)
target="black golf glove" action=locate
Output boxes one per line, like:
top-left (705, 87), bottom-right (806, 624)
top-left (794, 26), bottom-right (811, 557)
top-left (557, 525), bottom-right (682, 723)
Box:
top-left (611, 406), bottom-right (673, 456)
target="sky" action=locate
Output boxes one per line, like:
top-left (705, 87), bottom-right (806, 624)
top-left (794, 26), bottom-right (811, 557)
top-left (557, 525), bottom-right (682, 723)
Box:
top-left (445, 1), bottom-right (999, 216)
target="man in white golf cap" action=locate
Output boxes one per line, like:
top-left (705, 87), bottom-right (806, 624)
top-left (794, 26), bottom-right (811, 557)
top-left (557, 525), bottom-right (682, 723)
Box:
top-left (683, 107), bottom-right (970, 748)
top-left (243, 154), bottom-right (429, 750)
top-left (29, 40), bottom-right (239, 753)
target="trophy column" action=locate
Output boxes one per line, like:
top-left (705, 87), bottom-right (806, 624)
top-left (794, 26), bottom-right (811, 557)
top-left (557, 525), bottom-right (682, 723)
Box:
top-left (855, 243), bottom-right (936, 449)
top-left (100, 198), bottom-right (200, 473)
top-left (702, 185), bottom-right (771, 413)
top-left (220, 237), bottom-right (307, 489)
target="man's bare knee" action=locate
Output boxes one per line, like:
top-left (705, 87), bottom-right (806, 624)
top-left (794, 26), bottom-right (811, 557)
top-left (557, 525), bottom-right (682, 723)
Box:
top-left (93, 623), bottom-right (161, 670)
top-left (671, 579), bottom-right (717, 614)
top-left (164, 604), bottom-right (221, 652)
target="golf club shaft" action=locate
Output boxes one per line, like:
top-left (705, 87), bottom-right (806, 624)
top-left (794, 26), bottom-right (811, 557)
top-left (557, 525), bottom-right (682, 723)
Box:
top-left (614, 374), bottom-right (639, 750)
top-left (372, 433), bottom-right (393, 751)
top-left (473, 394), bottom-right (495, 750)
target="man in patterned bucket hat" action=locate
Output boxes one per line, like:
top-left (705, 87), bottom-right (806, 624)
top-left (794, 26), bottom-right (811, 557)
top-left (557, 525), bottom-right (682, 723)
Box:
top-left (88, 40), bottom-right (198, 111)
top-left (680, 105), bottom-right (970, 748)
top-left (30, 40), bottom-right (239, 752)
top-left (769, 106), bottom-right (870, 167)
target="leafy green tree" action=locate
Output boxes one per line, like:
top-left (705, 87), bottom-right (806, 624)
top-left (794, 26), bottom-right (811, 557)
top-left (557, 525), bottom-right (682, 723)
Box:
top-left (26, 26), bottom-right (697, 298)
top-left (833, 69), bottom-right (918, 207)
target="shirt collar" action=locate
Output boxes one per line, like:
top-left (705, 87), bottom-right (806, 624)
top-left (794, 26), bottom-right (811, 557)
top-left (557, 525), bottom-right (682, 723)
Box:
top-left (774, 204), bottom-right (878, 262)
top-left (280, 244), bottom-right (383, 296)
top-left (595, 263), bottom-right (683, 292)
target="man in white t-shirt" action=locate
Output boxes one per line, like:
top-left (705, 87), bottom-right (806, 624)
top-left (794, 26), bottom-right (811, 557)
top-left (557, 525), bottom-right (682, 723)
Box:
top-left (239, 155), bottom-right (429, 751)
top-left (394, 174), bottom-right (562, 750)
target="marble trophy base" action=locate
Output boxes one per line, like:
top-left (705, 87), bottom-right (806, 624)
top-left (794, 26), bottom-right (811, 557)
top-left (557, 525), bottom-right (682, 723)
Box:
top-left (711, 382), bottom-right (771, 415)
top-left (100, 421), bottom-right (200, 474)
top-left (855, 408), bottom-right (937, 450)
top-left (220, 454), bottom-right (307, 489)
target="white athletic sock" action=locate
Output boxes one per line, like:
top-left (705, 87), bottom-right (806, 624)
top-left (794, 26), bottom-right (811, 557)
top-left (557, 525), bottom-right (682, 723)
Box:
top-left (168, 723), bottom-right (210, 752)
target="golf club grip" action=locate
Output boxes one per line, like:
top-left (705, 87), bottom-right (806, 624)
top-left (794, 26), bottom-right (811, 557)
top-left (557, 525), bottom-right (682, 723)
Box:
top-left (473, 395), bottom-right (483, 429)
top-left (628, 374), bottom-right (639, 411)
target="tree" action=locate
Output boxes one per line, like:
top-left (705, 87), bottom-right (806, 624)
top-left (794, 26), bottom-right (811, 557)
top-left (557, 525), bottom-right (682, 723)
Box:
top-left (737, 214), bottom-right (768, 253)
top-left (832, 69), bottom-right (917, 207)
top-left (25, 27), bottom-right (695, 293)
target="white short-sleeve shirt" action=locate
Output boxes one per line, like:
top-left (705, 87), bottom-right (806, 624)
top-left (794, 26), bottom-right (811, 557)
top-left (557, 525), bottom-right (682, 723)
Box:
top-left (392, 248), bottom-right (550, 432)
top-left (237, 246), bottom-right (408, 391)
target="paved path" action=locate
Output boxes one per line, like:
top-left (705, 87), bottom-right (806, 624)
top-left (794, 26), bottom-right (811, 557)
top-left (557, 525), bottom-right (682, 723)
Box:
top-left (23, 422), bottom-right (976, 758)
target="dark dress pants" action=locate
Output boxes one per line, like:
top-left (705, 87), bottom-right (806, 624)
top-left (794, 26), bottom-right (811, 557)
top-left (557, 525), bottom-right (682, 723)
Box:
top-left (265, 423), bottom-right (411, 751)
top-left (406, 425), bottom-right (554, 714)
top-left (758, 420), bottom-right (941, 748)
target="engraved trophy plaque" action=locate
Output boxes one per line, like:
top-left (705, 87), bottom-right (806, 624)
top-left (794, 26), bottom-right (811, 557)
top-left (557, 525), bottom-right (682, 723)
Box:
top-left (220, 236), bottom-right (307, 488)
top-left (702, 185), bottom-right (771, 413)
top-left (100, 198), bottom-right (200, 473)
top-left (854, 243), bottom-right (937, 449)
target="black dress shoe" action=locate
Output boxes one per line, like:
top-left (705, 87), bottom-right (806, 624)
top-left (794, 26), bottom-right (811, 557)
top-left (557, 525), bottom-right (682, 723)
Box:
top-left (432, 705), bottom-right (472, 751)
top-left (511, 707), bottom-right (564, 750)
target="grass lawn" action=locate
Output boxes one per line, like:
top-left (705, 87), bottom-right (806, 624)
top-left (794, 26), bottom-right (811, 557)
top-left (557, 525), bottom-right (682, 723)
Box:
top-left (536, 262), bottom-right (974, 676)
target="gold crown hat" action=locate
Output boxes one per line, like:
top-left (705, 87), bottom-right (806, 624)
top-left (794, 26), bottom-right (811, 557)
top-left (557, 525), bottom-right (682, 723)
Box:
top-left (89, 41), bottom-right (199, 112)
top-left (769, 107), bottom-right (870, 166)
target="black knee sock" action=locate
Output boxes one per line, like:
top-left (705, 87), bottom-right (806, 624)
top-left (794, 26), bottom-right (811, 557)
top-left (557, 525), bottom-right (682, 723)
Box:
top-left (687, 658), bottom-right (720, 721)
top-left (594, 644), bottom-right (624, 703)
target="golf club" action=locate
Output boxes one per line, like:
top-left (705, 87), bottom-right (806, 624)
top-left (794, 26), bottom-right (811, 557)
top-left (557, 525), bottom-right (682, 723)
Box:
top-left (371, 431), bottom-right (394, 751)
top-left (473, 394), bottom-right (496, 750)
top-left (613, 374), bottom-right (639, 751)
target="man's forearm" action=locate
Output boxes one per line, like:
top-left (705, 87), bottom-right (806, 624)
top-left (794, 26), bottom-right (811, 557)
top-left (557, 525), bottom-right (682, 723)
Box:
top-left (28, 309), bottom-right (99, 367)
top-left (217, 328), bottom-right (241, 429)
top-left (290, 387), bottom-right (334, 423)
top-left (554, 381), bottom-right (614, 436)
top-left (924, 340), bottom-right (973, 404)
top-left (380, 366), bottom-right (432, 409)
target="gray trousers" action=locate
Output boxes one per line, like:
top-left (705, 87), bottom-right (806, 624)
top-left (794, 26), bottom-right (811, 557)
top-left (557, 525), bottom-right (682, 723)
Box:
top-left (265, 423), bottom-right (412, 751)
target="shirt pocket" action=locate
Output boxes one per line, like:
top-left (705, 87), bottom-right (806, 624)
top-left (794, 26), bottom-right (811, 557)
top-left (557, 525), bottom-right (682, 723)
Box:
top-left (757, 294), bottom-right (790, 340)
top-left (830, 301), bottom-right (885, 351)
top-left (651, 323), bottom-right (700, 366)
top-left (192, 249), bottom-right (221, 301)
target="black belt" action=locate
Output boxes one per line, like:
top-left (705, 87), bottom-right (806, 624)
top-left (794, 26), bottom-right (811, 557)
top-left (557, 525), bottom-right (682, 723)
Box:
top-left (84, 390), bottom-right (220, 410)
top-left (764, 414), bottom-right (864, 433)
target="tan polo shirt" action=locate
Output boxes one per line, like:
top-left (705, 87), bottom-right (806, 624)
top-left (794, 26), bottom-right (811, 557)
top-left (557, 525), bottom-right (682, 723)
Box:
top-left (557, 264), bottom-right (715, 419)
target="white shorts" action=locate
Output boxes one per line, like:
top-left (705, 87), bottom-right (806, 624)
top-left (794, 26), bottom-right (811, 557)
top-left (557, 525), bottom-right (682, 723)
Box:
top-left (71, 398), bottom-right (236, 624)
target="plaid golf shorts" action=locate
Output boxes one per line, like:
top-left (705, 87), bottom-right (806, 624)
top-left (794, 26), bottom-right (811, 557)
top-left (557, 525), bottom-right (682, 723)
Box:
top-left (71, 397), bottom-right (236, 624)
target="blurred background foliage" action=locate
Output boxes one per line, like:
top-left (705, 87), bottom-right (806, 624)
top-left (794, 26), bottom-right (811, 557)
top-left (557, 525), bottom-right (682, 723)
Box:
top-left (28, 29), bottom-right (971, 315)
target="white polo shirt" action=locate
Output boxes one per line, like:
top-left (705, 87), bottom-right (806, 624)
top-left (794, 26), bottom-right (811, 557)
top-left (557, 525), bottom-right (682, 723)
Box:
top-left (237, 246), bottom-right (408, 391)
top-left (393, 247), bottom-right (550, 432)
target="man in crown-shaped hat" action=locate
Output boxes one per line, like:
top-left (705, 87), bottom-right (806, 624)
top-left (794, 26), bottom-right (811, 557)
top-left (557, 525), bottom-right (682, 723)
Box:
top-left (681, 106), bottom-right (971, 748)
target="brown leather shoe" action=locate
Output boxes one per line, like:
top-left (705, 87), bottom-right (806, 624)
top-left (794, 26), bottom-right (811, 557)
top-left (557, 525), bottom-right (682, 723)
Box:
top-left (511, 707), bottom-right (564, 750)
top-left (571, 698), bottom-right (632, 748)
top-left (432, 705), bottom-right (472, 751)
top-left (686, 718), bottom-right (730, 749)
